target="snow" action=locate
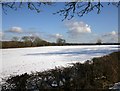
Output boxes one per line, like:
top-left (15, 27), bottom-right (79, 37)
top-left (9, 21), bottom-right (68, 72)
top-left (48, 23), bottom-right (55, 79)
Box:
top-left (0, 45), bottom-right (118, 81)
top-left (109, 82), bottom-right (120, 89)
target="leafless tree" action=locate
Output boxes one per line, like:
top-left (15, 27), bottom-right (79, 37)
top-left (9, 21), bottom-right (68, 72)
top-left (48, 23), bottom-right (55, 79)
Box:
top-left (21, 36), bottom-right (30, 42)
top-left (53, 2), bottom-right (120, 21)
top-left (12, 36), bottom-right (19, 41)
top-left (2, 2), bottom-right (53, 14)
top-left (96, 39), bottom-right (102, 44)
top-left (56, 38), bottom-right (66, 44)
top-left (1, 1), bottom-right (120, 20)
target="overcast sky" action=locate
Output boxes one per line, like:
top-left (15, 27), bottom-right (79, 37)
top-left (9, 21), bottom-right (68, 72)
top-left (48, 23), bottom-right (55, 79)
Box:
top-left (2, 2), bottom-right (119, 43)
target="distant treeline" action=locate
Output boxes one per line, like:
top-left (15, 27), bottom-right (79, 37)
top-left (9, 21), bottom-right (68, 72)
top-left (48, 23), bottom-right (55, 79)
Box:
top-left (0, 41), bottom-right (120, 49)
top-left (2, 51), bottom-right (120, 90)
top-left (65, 43), bottom-right (120, 45)
top-left (0, 41), bottom-right (51, 49)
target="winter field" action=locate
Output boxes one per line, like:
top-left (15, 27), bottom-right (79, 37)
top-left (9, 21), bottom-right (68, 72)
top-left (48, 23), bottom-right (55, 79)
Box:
top-left (0, 45), bottom-right (119, 82)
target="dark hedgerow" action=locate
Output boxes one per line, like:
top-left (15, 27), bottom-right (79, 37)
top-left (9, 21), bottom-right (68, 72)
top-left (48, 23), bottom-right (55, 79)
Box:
top-left (1, 51), bottom-right (120, 90)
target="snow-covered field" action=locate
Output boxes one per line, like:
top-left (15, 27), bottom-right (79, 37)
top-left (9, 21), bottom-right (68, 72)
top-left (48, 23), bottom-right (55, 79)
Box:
top-left (0, 45), bottom-right (118, 81)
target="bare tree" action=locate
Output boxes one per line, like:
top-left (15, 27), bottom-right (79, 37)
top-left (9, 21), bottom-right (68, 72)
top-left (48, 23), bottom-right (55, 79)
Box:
top-left (21, 36), bottom-right (32, 46)
top-left (21, 36), bottom-right (30, 42)
top-left (12, 36), bottom-right (19, 41)
top-left (33, 36), bottom-right (42, 45)
top-left (96, 39), bottom-right (102, 44)
top-left (2, 2), bottom-right (120, 20)
top-left (53, 2), bottom-right (120, 21)
top-left (2, 2), bottom-right (53, 14)
top-left (29, 36), bottom-right (36, 43)
top-left (56, 38), bottom-right (66, 44)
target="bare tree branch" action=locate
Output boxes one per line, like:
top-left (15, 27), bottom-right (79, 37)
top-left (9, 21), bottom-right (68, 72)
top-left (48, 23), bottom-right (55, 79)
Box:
top-left (2, 2), bottom-right (53, 14)
top-left (1, 1), bottom-right (120, 20)
top-left (54, 2), bottom-right (119, 21)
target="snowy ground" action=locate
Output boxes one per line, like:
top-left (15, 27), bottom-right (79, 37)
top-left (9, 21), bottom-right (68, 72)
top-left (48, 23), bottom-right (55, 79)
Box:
top-left (0, 45), bottom-right (118, 81)
top-left (109, 82), bottom-right (120, 89)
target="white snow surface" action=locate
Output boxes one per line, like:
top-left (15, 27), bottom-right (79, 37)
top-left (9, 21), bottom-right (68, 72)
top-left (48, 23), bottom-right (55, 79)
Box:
top-left (109, 82), bottom-right (120, 89)
top-left (0, 45), bottom-right (118, 80)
